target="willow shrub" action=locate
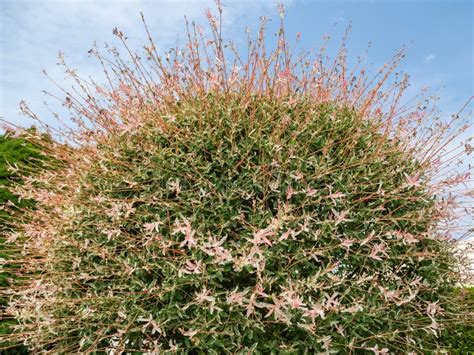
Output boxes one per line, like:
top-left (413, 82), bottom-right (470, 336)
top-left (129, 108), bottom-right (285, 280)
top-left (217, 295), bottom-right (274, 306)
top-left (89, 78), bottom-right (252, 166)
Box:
top-left (0, 131), bottom-right (47, 355)
top-left (1, 3), bottom-right (472, 354)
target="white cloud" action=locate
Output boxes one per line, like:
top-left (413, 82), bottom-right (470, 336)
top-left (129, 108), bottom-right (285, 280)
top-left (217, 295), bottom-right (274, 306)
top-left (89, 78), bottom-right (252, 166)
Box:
top-left (423, 53), bottom-right (436, 64)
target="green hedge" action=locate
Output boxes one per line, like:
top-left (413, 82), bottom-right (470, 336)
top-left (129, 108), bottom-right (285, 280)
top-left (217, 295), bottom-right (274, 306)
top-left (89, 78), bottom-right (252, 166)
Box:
top-left (441, 287), bottom-right (474, 354)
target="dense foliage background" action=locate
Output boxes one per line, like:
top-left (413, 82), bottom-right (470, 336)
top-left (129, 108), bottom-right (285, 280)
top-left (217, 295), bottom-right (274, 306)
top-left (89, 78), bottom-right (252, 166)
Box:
top-left (440, 287), bottom-right (474, 354)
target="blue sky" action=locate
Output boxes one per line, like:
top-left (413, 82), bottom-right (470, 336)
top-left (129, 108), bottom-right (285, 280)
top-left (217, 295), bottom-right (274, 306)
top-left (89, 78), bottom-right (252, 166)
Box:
top-left (0, 0), bottom-right (472, 129)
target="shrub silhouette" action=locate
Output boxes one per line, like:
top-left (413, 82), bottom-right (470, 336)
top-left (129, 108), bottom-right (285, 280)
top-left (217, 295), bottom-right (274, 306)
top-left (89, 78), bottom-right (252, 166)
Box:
top-left (1, 3), bottom-right (472, 353)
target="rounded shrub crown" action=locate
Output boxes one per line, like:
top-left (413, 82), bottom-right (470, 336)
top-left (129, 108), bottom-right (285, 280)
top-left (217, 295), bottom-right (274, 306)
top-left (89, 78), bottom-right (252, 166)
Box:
top-left (2, 4), bottom-right (472, 354)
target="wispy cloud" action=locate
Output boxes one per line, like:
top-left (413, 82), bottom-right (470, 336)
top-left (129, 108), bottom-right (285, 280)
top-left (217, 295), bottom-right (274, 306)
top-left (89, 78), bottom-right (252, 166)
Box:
top-left (423, 53), bottom-right (436, 64)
